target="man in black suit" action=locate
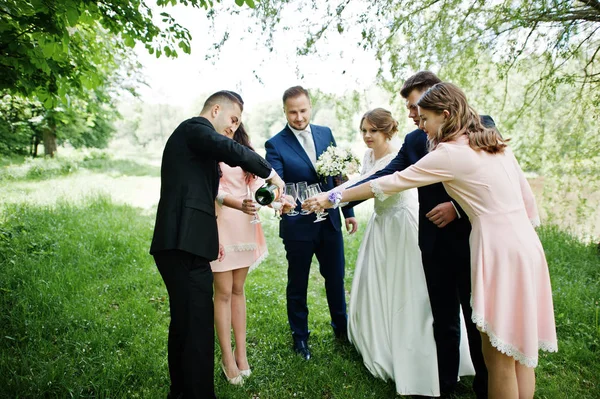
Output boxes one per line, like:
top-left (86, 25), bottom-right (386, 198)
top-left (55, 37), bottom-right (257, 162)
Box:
top-left (150, 91), bottom-right (284, 399)
top-left (345, 72), bottom-right (489, 398)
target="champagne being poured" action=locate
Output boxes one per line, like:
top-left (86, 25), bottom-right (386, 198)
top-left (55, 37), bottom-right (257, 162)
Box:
top-left (254, 183), bottom-right (282, 206)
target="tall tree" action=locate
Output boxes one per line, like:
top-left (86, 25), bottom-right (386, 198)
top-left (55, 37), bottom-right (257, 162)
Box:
top-left (0, 0), bottom-right (255, 155)
top-left (0, 0), bottom-right (254, 106)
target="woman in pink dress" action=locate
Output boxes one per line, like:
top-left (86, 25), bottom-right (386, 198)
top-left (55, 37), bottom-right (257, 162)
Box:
top-left (210, 123), bottom-right (268, 385)
top-left (305, 83), bottom-right (557, 399)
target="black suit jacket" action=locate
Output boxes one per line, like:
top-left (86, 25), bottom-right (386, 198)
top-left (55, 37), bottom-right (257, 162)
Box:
top-left (150, 117), bottom-right (272, 260)
top-left (347, 116), bottom-right (496, 255)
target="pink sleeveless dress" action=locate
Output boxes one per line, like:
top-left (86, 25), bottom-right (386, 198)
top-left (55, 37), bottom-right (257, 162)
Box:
top-left (210, 163), bottom-right (268, 273)
top-left (371, 135), bottom-right (557, 367)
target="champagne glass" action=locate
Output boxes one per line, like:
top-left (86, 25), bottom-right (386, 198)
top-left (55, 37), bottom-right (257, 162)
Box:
top-left (247, 185), bottom-right (261, 224)
top-left (285, 183), bottom-right (299, 216)
top-left (271, 200), bottom-right (282, 220)
top-left (297, 181), bottom-right (310, 215)
top-left (308, 184), bottom-right (327, 223)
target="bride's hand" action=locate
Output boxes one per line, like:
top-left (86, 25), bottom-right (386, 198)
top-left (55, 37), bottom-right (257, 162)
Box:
top-left (302, 193), bottom-right (331, 212)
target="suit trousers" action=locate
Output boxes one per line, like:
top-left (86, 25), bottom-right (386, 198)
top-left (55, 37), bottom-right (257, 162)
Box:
top-left (283, 221), bottom-right (347, 342)
top-left (154, 250), bottom-right (216, 399)
top-left (421, 237), bottom-right (488, 398)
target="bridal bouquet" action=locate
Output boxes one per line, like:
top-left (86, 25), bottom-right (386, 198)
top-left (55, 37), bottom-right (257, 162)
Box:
top-left (315, 145), bottom-right (360, 185)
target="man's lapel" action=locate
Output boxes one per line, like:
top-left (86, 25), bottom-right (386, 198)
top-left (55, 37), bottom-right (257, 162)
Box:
top-left (312, 125), bottom-right (329, 158)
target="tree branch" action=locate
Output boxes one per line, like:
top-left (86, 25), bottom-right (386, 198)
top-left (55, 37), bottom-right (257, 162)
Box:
top-left (578, 0), bottom-right (600, 15)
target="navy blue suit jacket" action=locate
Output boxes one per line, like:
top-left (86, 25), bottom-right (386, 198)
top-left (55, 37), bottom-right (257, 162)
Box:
top-left (265, 124), bottom-right (354, 241)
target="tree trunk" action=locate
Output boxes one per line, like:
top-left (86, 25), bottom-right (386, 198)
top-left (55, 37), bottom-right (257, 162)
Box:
top-left (42, 126), bottom-right (57, 157)
top-left (31, 134), bottom-right (40, 157)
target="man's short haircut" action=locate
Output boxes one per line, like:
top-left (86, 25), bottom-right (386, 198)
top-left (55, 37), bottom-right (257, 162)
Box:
top-left (400, 71), bottom-right (442, 99)
top-left (282, 86), bottom-right (310, 105)
top-left (202, 90), bottom-right (244, 113)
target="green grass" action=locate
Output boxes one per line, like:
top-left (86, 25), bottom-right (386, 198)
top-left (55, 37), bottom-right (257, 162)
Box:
top-left (0, 153), bottom-right (27, 168)
top-left (0, 195), bottom-right (598, 398)
top-left (0, 151), bottom-right (159, 182)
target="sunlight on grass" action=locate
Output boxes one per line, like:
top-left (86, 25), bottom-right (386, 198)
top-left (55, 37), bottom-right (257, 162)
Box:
top-left (0, 154), bottom-right (598, 398)
top-left (0, 194), bottom-right (598, 398)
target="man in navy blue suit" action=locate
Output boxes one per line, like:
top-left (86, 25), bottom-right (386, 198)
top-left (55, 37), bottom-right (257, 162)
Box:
top-left (347, 72), bottom-right (489, 398)
top-left (265, 86), bottom-right (358, 360)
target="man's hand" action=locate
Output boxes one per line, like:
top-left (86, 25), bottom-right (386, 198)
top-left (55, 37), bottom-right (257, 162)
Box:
top-left (266, 172), bottom-right (285, 192)
top-left (345, 217), bottom-right (358, 234)
top-left (217, 244), bottom-right (226, 262)
top-left (426, 202), bottom-right (457, 228)
top-left (280, 194), bottom-right (296, 214)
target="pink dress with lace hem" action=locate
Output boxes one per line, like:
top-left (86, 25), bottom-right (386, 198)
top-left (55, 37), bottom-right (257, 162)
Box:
top-left (210, 163), bottom-right (268, 273)
top-left (370, 135), bottom-right (557, 367)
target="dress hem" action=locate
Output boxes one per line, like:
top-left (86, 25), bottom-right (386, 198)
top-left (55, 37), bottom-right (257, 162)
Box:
top-left (248, 249), bottom-right (268, 273)
top-left (471, 310), bottom-right (558, 368)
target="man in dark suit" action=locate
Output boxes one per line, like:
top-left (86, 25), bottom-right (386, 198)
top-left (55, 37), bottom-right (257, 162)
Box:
top-left (150, 91), bottom-right (284, 399)
top-left (265, 86), bottom-right (358, 360)
top-left (346, 72), bottom-right (489, 398)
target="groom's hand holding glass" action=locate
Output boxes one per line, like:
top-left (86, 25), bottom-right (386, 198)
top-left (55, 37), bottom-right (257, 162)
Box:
top-left (279, 195), bottom-right (296, 214)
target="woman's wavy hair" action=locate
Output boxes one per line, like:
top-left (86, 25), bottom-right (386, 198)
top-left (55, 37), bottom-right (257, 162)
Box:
top-left (417, 82), bottom-right (507, 153)
top-left (232, 122), bottom-right (254, 151)
top-left (359, 108), bottom-right (398, 140)
top-left (231, 122), bottom-right (256, 181)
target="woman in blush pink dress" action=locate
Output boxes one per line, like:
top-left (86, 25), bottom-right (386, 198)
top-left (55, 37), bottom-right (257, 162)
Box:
top-left (305, 83), bottom-right (557, 399)
top-left (210, 123), bottom-right (268, 385)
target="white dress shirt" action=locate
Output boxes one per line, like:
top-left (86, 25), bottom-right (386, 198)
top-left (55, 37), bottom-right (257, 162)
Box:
top-left (288, 124), bottom-right (317, 165)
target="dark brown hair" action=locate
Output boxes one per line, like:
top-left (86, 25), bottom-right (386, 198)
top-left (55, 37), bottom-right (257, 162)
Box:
top-left (282, 86), bottom-right (310, 104)
top-left (360, 108), bottom-right (398, 140)
top-left (232, 122), bottom-right (254, 151)
top-left (417, 82), bottom-right (507, 153)
top-left (201, 90), bottom-right (244, 113)
top-left (400, 71), bottom-right (442, 99)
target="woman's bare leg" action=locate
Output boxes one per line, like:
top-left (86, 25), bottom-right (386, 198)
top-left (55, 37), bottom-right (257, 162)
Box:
top-left (480, 331), bottom-right (518, 399)
top-left (213, 271), bottom-right (239, 378)
top-left (231, 267), bottom-right (250, 371)
top-left (515, 361), bottom-right (535, 399)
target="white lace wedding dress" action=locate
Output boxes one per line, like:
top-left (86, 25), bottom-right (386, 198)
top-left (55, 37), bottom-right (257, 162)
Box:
top-left (346, 149), bottom-right (474, 397)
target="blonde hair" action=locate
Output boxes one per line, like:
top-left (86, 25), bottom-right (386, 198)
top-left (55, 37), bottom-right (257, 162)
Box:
top-left (417, 83), bottom-right (507, 153)
top-left (359, 108), bottom-right (398, 140)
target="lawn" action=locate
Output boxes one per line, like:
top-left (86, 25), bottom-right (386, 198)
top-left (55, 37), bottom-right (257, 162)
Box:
top-left (0, 156), bottom-right (598, 398)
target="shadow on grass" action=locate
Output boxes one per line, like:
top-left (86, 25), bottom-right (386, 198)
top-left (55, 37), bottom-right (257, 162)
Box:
top-left (0, 197), bottom-right (598, 398)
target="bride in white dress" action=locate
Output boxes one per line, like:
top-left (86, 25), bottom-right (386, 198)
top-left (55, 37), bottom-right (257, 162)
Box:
top-left (344, 109), bottom-right (473, 397)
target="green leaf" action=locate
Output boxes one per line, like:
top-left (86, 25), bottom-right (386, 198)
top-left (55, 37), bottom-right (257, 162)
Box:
top-left (235, 0), bottom-right (244, 6)
top-left (43, 97), bottom-right (54, 109)
top-left (41, 42), bottom-right (55, 58)
top-left (124, 36), bottom-right (135, 48)
top-left (245, 0), bottom-right (256, 8)
top-left (178, 40), bottom-right (191, 54)
top-left (66, 7), bottom-right (79, 27)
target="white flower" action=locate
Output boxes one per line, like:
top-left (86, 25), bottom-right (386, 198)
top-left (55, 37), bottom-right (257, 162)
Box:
top-left (315, 145), bottom-right (360, 177)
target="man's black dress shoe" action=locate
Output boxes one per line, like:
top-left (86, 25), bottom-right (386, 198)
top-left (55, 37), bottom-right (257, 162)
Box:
top-left (334, 329), bottom-right (349, 343)
top-left (293, 340), bottom-right (311, 360)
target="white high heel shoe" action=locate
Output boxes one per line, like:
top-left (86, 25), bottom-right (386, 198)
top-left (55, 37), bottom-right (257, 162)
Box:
top-left (221, 361), bottom-right (244, 385)
top-left (234, 353), bottom-right (252, 378)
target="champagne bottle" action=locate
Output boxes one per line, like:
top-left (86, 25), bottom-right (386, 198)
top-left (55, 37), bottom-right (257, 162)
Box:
top-left (254, 183), bottom-right (281, 206)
